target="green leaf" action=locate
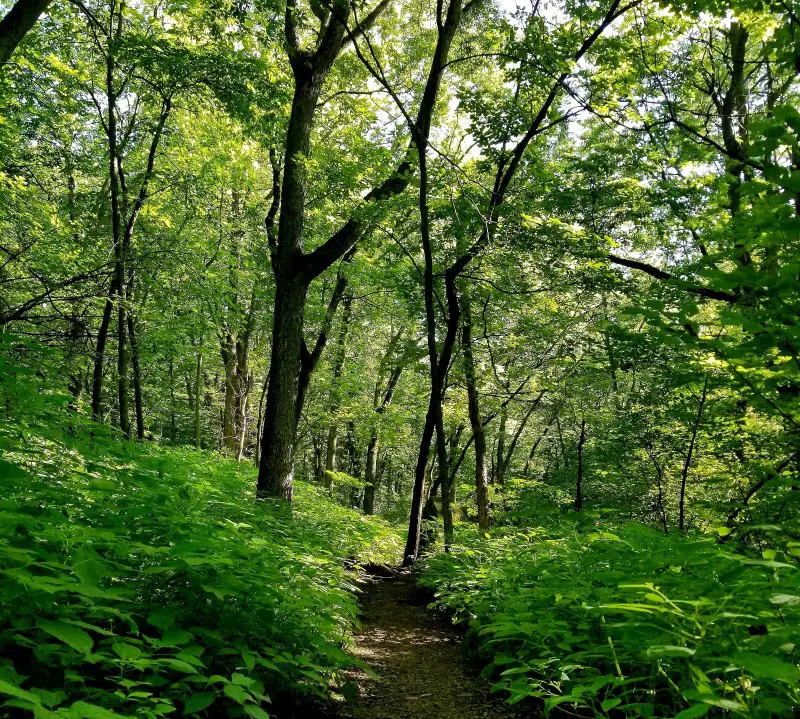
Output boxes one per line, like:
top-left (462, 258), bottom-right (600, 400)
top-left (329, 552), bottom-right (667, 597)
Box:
top-left (184, 692), bottom-right (216, 714)
top-left (675, 705), bottom-right (709, 719)
top-left (0, 679), bottom-right (41, 706)
top-left (72, 548), bottom-right (107, 586)
top-left (112, 643), bottom-right (143, 661)
top-left (601, 697), bottom-right (621, 711)
top-left (38, 620), bottom-right (94, 654)
top-left (243, 706), bottom-right (269, 719)
top-left (223, 684), bottom-right (249, 704)
top-left (69, 701), bottom-right (129, 718)
top-left (731, 652), bottom-right (800, 684)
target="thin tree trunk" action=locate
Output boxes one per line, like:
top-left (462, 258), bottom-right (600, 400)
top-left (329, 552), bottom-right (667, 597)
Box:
top-left (221, 335), bottom-right (237, 452)
top-left (168, 355), bottom-right (176, 441)
top-left (237, 395), bottom-right (249, 462)
top-left (498, 399), bottom-right (538, 486)
top-left (254, 372), bottom-right (267, 465)
top-left (575, 417), bottom-right (586, 511)
top-left (494, 406), bottom-right (507, 485)
top-left (195, 352), bottom-right (202, 449)
top-left (127, 312), bottom-right (144, 440)
top-left (679, 375), bottom-right (709, 532)
top-left (324, 291), bottom-right (353, 487)
top-left (105, 26), bottom-right (129, 439)
top-left (91, 281), bottom-right (117, 420)
top-left (461, 290), bottom-right (490, 537)
top-left (363, 433), bottom-right (378, 514)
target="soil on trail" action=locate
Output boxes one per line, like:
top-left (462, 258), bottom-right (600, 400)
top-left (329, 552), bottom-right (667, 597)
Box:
top-left (328, 571), bottom-right (530, 719)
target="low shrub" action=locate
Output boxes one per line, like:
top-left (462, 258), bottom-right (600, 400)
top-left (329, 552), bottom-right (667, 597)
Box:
top-left (419, 520), bottom-right (799, 718)
top-left (0, 357), bottom-right (401, 718)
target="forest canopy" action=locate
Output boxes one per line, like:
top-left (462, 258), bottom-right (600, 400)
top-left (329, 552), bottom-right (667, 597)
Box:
top-left (0, 0), bottom-right (799, 715)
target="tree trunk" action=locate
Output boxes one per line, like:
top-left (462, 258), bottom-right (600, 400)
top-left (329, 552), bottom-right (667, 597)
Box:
top-left (127, 312), bottom-right (144, 440)
top-left (324, 291), bottom-right (353, 486)
top-left (221, 334), bottom-right (237, 452)
top-left (259, 0), bottom-right (458, 503)
top-left (257, 61), bottom-right (332, 501)
top-left (168, 355), bottom-right (176, 441)
top-left (0, 0), bottom-right (52, 65)
top-left (362, 433), bottom-right (378, 514)
top-left (106, 45), bottom-right (129, 440)
top-left (679, 375), bottom-right (709, 532)
top-left (575, 418), bottom-right (586, 511)
top-left (461, 291), bottom-right (490, 536)
top-left (257, 276), bottom-right (309, 501)
top-left (254, 372), bottom-right (267, 464)
top-left (195, 352), bottom-right (202, 449)
top-left (91, 283), bottom-right (116, 421)
top-left (237, 395), bottom-right (249, 462)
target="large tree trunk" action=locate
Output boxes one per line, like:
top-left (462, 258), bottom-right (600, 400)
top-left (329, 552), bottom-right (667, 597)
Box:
top-left (257, 275), bottom-right (309, 501)
top-left (0, 0), bottom-right (51, 65)
top-left (258, 0), bottom-right (456, 502)
top-left (461, 291), bottom-right (490, 536)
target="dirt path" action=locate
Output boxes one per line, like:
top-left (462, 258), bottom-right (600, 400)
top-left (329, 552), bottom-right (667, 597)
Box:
top-left (328, 571), bottom-right (530, 719)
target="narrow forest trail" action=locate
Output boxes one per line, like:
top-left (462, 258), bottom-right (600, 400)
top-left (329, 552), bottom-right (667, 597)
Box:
top-left (326, 572), bottom-right (530, 719)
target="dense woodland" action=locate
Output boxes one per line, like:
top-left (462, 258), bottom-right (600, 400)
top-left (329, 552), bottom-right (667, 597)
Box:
top-left (0, 0), bottom-right (799, 716)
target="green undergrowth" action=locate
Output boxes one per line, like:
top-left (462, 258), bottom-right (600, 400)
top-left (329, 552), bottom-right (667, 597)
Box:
top-left (0, 345), bottom-right (402, 718)
top-left (419, 519), bottom-right (799, 719)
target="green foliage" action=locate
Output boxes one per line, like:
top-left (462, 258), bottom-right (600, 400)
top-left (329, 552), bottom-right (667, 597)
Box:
top-left (420, 520), bottom-right (799, 718)
top-left (0, 350), bottom-right (401, 717)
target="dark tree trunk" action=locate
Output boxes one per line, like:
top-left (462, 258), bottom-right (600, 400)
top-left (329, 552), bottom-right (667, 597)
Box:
top-left (575, 418), bottom-right (586, 511)
top-left (258, 65), bottom-right (349, 501)
top-left (0, 0), bottom-right (52, 65)
top-left (221, 334), bottom-right (237, 452)
top-left (494, 406), bottom-right (507, 486)
top-left (91, 284), bottom-right (116, 420)
top-left (258, 275), bottom-right (309, 501)
top-left (679, 374), bottom-right (709, 532)
top-left (461, 291), bottom-right (490, 536)
top-left (195, 352), bottom-right (203, 449)
top-left (127, 312), bottom-right (144, 440)
top-left (106, 46), bottom-right (130, 440)
top-left (257, 0), bottom-right (421, 501)
top-left (168, 355), bottom-right (176, 441)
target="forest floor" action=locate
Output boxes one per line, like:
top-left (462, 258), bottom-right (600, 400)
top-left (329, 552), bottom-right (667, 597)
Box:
top-left (321, 571), bottom-right (531, 719)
